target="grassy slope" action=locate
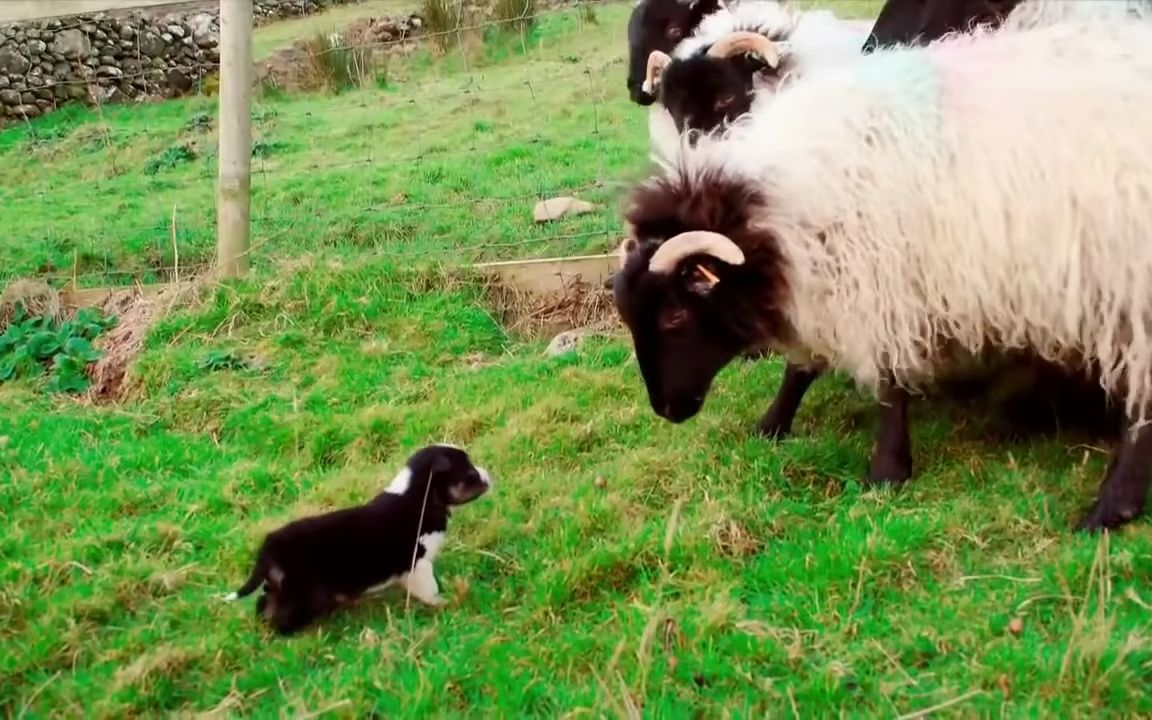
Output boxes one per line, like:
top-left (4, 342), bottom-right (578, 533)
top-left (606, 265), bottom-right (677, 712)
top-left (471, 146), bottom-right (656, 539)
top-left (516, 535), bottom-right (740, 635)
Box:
top-left (3, 1), bottom-right (1152, 717)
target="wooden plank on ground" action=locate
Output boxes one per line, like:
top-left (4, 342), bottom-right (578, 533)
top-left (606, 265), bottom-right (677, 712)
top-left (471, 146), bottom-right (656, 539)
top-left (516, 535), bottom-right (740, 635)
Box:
top-left (56, 253), bottom-right (621, 308)
top-left (471, 254), bottom-right (618, 295)
top-left (61, 282), bottom-right (173, 309)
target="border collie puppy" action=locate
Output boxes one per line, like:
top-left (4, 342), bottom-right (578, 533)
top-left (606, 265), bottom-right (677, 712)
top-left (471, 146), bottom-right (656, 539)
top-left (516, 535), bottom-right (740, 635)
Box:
top-left (222, 444), bottom-right (492, 635)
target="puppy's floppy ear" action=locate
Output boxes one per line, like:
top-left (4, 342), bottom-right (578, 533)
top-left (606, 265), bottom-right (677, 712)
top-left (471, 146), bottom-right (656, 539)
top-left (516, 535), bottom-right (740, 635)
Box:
top-left (430, 453), bottom-right (453, 474)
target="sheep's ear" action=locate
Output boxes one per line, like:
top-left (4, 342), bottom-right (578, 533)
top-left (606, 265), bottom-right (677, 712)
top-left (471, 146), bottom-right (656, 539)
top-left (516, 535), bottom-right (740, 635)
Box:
top-left (684, 261), bottom-right (722, 297)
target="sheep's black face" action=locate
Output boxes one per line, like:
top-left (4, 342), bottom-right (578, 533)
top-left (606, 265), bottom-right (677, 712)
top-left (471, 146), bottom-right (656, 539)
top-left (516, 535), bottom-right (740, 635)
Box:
top-left (614, 256), bottom-right (746, 422)
top-left (626, 0), bottom-right (722, 105)
top-left (659, 55), bottom-right (763, 137)
top-left (615, 170), bottom-right (793, 425)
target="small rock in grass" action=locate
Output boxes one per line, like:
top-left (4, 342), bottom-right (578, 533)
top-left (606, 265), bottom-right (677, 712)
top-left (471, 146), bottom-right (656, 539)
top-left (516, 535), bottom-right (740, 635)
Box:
top-left (533, 196), bottom-right (597, 223)
top-left (545, 329), bottom-right (587, 357)
top-left (1008, 617), bottom-right (1024, 636)
top-left (594, 476), bottom-right (606, 489)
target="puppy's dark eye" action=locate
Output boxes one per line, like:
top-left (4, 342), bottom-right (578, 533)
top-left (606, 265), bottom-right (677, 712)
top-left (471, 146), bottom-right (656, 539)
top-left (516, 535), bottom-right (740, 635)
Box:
top-left (666, 25), bottom-right (683, 40)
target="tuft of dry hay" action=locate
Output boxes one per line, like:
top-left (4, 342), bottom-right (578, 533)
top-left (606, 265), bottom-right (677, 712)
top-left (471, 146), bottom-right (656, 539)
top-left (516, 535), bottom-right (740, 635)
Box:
top-left (84, 279), bottom-right (206, 402)
top-left (0, 278), bottom-right (63, 330)
top-left (85, 288), bottom-right (163, 402)
top-left (483, 273), bottom-right (620, 339)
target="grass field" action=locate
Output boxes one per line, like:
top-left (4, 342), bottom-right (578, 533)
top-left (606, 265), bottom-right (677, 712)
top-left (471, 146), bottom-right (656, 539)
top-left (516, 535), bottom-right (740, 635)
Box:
top-left (3, 0), bottom-right (1152, 716)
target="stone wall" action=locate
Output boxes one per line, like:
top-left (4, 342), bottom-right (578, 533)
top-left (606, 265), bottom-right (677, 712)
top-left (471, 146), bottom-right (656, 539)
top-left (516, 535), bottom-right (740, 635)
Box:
top-left (0, 0), bottom-right (362, 124)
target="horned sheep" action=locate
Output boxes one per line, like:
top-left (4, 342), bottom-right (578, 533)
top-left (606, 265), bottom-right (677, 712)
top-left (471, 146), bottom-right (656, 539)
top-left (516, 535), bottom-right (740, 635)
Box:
top-left (612, 2), bottom-right (1152, 532)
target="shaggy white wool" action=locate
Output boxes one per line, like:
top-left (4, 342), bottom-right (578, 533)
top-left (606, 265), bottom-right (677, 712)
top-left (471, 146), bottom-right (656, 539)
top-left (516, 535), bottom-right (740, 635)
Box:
top-left (670, 3), bottom-right (1152, 421)
top-left (649, 1), bottom-right (867, 169)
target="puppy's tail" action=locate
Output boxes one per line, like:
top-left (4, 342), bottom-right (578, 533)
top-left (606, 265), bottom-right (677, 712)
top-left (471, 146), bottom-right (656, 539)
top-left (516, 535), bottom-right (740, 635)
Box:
top-left (222, 543), bottom-right (272, 602)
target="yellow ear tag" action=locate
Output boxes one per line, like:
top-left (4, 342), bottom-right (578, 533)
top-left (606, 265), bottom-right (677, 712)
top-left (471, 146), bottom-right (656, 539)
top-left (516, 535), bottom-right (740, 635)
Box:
top-left (696, 263), bottom-right (720, 286)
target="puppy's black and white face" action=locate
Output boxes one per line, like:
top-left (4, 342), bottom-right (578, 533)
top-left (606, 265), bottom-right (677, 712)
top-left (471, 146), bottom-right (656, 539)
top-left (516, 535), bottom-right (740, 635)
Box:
top-left (384, 444), bottom-right (493, 507)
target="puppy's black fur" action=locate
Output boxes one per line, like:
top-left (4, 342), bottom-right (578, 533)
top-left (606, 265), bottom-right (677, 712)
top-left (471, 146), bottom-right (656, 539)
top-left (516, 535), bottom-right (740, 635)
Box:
top-left (224, 444), bottom-right (491, 635)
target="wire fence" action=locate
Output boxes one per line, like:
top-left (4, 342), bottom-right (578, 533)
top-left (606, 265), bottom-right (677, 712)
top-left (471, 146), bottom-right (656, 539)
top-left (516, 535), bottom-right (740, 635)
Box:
top-left (0, 0), bottom-right (875, 291)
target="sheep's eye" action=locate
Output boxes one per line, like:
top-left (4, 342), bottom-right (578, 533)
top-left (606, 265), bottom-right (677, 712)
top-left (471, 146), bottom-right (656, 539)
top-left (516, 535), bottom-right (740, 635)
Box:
top-left (715, 95), bottom-right (735, 109)
top-left (660, 307), bottom-right (689, 330)
top-left (666, 25), bottom-right (683, 39)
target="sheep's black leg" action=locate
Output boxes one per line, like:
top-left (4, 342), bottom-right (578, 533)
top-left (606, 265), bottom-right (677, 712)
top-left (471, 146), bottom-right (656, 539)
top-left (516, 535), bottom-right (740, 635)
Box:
top-left (1076, 415), bottom-right (1152, 532)
top-left (866, 378), bottom-right (913, 486)
top-left (756, 363), bottom-right (823, 439)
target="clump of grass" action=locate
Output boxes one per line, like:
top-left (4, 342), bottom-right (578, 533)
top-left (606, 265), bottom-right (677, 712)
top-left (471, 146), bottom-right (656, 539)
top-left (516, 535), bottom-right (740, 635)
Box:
top-left (493, 0), bottom-right (538, 36)
top-left (251, 139), bottom-right (289, 159)
top-left (421, 0), bottom-right (463, 54)
top-left (578, 1), bottom-right (598, 25)
top-left (144, 143), bottom-right (198, 175)
top-left (303, 30), bottom-right (381, 94)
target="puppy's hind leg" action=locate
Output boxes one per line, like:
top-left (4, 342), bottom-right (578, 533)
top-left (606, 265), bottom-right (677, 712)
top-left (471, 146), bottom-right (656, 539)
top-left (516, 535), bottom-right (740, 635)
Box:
top-left (401, 559), bottom-right (447, 608)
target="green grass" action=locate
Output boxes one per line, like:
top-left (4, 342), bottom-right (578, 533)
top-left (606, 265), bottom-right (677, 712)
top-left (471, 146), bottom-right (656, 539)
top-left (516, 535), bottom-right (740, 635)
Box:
top-left (4, 0), bottom-right (1152, 716)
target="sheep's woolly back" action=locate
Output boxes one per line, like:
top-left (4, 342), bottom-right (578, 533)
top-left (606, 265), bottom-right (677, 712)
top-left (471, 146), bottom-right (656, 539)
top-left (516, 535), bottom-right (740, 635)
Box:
top-left (1001, 0), bottom-right (1151, 29)
top-left (674, 7), bottom-right (1152, 421)
top-left (670, 0), bottom-right (868, 74)
top-left (672, 0), bottom-right (797, 59)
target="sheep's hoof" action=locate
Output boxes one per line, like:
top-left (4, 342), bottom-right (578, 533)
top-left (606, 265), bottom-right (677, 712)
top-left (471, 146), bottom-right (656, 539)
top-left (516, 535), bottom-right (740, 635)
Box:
top-left (755, 410), bottom-right (796, 440)
top-left (1075, 500), bottom-right (1142, 533)
top-left (865, 453), bottom-right (912, 487)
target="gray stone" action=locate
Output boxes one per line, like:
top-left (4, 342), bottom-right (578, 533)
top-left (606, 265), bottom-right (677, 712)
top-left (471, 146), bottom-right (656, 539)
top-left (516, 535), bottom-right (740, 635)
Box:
top-left (166, 24), bottom-right (186, 39)
top-left (138, 31), bottom-right (166, 57)
top-left (99, 55), bottom-right (116, 65)
top-left (96, 65), bottom-right (122, 78)
top-left (0, 89), bottom-right (19, 105)
top-left (27, 39), bottom-right (46, 56)
top-left (52, 29), bottom-right (91, 60)
top-left (20, 91), bottom-right (34, 104)
top-left (0, 47), bottom-right (30, 75)
top-left (26, 74), bottom-right (43, 88)
top-left (119, 25), bottom-right (136, 41)
top-left (161, 33), bottom-right (173, 43)
top-left (166, 67), bottom-right (192, 93)
top-left (0, 76), bottom-right (8, 89)
top-left (12, 102), bottom-right (39, 117)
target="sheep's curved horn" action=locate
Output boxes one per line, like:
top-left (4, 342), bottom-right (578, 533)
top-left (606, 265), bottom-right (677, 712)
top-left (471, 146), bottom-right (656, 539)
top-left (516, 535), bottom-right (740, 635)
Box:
top-left (648, 231), bottom-right (745, 274)
top-left (707, 31), bottom-right (780, 68)
top-left (642, 50), bottom-right (672, 95)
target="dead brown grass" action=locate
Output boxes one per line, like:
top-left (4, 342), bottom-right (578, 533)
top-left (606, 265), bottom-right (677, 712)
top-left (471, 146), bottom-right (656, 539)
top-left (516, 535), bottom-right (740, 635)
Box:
top-left (85, 288), bottom-right (162, 402)
top-left (0, 278), bottom-right (63, 330)
top-left (483, 274), bottom-right (619, 339)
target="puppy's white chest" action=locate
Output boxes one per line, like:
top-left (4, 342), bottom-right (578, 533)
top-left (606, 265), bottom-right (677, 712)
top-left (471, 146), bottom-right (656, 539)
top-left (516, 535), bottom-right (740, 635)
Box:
top-left (419, 531), bottom-right (446, 562)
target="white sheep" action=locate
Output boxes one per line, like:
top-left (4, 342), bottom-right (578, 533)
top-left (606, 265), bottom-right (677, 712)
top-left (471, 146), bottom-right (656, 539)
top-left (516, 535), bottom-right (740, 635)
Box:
top-left (613, 0), bottom-right (1152, 531)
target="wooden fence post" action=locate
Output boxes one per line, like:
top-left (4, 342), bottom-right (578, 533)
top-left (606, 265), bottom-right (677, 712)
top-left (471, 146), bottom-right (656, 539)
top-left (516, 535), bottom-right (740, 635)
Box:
top-left (216, 0), bottom-right (253, 278)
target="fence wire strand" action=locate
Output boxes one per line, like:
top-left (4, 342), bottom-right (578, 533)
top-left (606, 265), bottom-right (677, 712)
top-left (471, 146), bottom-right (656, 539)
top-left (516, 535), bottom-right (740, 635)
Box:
top-left (3, 0), bottom-right (868, 290)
